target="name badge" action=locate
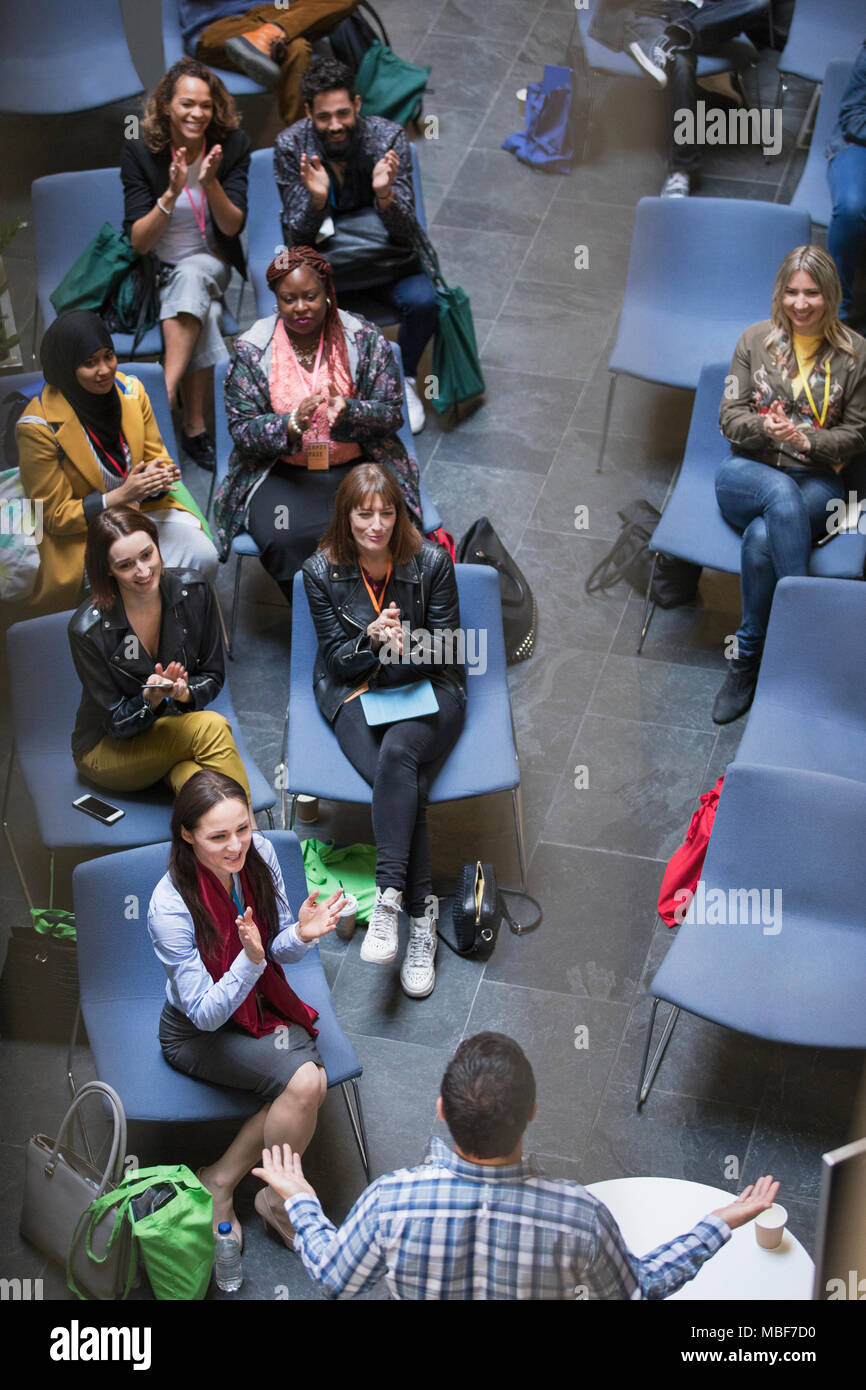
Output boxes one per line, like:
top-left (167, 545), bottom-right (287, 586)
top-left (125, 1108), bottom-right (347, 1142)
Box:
top-left (306, 441), bottom-right (330, 471)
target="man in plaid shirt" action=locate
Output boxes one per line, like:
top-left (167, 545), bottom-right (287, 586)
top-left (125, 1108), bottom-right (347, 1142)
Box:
top-left (254, 1032), bottom-right (780, 1300)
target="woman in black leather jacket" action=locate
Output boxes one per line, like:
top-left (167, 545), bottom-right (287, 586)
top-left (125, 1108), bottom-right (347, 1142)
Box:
top-left (68, 506), bottom-right (250, 799)
top-left (302, 463), bottom-right (466, 999)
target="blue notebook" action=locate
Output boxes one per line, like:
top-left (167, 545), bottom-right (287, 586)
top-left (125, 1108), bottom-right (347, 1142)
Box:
top-left (360, 680), bottom-right (439, 726)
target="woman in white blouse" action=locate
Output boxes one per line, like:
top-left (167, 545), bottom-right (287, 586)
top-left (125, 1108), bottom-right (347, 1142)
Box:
top-left (147, 769), bottom-right (344, 1249)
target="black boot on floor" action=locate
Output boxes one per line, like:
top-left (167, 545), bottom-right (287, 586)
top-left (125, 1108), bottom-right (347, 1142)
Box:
top-left (712, 653), bottom-right (760, 725)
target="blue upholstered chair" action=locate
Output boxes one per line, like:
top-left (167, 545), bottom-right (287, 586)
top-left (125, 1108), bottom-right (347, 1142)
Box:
top-left (637, 761), bottom-right (866, 1106)
top-left (281, 563), bottom-right (528, 890)
top-left (789, 60), bottom-right (854, 229)
top-left (0, 0), bottom-right (143, 114)
top-left (70, 832), bottom-right (370, 1178)
top-left (734, 576), bottom-right (866, 782)
top-left (636, 361), bottom-right (866, 651)
top-left (162, 0), bottom-right (269, 96)
top-left (2, 613), bottom-right (275, 911)
top-left (596, 198), bottom-right (811, 471)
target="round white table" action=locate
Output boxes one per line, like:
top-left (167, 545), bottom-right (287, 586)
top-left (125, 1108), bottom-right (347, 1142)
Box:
top-left (585, 1177), bottom-right (814, 1300)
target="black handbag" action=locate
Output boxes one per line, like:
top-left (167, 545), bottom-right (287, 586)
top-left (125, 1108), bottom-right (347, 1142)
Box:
top-left (0, 921), bottom-right (84, 1043)
top-left (585, 499), bottom-right (701, 609)
top-left (456, 517), bottom-right (537, 664)
top-left (441, 861), bottom-right (542, 958)
top-left (319, 207), bottom-right (421, 293)
top-left (328, 0), bottom-right (389, 71)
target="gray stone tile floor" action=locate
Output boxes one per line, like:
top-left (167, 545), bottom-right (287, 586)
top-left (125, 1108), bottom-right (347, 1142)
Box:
top-left (0, 0), bottom-right (863, 1301)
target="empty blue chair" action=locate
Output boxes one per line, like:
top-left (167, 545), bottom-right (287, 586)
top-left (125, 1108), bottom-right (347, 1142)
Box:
top-left (596, 198), bottom-right (811, 470)
top-left (789, 60), bottom-right (855, 229)
top-left (248, 143), bottom-right (429, 324)
top-left (777, 0), bottom-right (863, 86)
top-left (32, 169), bottom-right (240, 361)
top-left (212, 342), bottom-right (441, 656)
top-left (635, 361), bottom-right (866, 650)
top-left (282, 563), bottom-right (528, 889)
top-left (2, 612), bottom-right (275, 910)
top-left (71, 832), bottom-right (370, 1178)
top-left (162, 0), bottom-right (269, 96)
top-left (637, 761), bottom-right (866, 1106)
top-left (734, 577), bottom-right (866, 781)
top-left (0, 0), bottom-right (143, 114)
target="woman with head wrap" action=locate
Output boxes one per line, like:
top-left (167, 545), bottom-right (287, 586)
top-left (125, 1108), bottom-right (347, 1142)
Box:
top-left (17, 311), bottom-right (218, 615)
top-left (212, 245), bottom-right (422, 603)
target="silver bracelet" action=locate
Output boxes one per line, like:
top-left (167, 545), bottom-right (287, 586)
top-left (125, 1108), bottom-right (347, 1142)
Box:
top-left (156, 197), bottom-right (172, 216)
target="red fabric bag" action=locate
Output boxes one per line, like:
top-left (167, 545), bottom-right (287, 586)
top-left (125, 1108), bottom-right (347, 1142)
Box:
top-left (657, 776), bottom-right (725, 927)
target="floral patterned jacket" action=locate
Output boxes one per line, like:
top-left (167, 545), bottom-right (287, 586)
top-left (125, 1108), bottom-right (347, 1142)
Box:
top-left (212, 309), bottom-right (422, 558)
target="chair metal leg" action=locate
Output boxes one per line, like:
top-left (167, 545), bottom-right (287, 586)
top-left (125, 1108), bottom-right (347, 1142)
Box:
top-left (228, 552), bottom-right (244, 659)
top-left (341, 1078), bottom-right (371, 1182)
top-left (511, 785), bottom-right (528, 895)
top-left (287, 793), bottom-right (298, 831)
top-left (205, 468), bottom-right (216, 520)
top-left (796, 82), bottom-right (821, 150)
top-left (637, 553), bottom-right (660, 654)
top-left (264, 807), bottom-right (275, 829)
top-left (212, 584), bottom-right (230, 656)
top-left (582, 69), bottom-right (598, 163)
top-left (279, 700), bottom-right (291, 830)
top-left (636, 998), bottom-right (681, 1110)
top-left (596, 372), bottom-right (617, 474)
top-left (2, 741), bottom-right (35, 912)
top-left (66, 1004), bottom-right (95, 1163)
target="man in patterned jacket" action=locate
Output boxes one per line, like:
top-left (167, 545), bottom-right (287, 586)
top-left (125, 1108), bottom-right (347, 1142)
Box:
top-left (275, 56), bottom-right (437, 433)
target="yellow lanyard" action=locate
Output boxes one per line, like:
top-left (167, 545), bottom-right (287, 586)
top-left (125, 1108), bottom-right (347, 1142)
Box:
top-left (360, 560), bottom-right (392, 615)
top-left (792, 343), bottom-right (830, 427)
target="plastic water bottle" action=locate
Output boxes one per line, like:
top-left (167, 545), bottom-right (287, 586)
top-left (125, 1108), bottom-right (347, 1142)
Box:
top-left (214, 1223), bottom-right (243, 1292)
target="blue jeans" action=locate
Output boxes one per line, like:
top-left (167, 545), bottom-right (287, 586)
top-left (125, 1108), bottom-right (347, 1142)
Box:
top-left (828, 144), bottom-right (866, 327)
top-left (715, 455), bottom-right (845, 658)
top-left (380, 270), bottom-right (438, 378)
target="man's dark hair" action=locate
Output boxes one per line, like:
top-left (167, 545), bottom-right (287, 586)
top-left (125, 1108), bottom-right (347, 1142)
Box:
top-left (302, 56), bottom-right (356, 108)
top-left (440, 1033), bottom-right (536, 1160)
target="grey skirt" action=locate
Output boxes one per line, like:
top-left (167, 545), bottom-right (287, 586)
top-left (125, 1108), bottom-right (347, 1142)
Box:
top-left (159, 1002), bottom-right (324, 1101)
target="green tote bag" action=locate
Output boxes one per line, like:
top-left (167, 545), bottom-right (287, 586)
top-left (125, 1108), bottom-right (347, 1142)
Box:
top-left (49, 222), bottom-right (139, 318)
top-left (69, 1164), bottom-right (214, 1301)
top-left (355, 39), bottom-right (430, 127)
top-left (414, 227), bottom-right (486, 418)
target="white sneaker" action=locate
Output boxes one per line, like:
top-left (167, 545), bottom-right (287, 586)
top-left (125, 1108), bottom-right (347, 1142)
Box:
top-left (404, 377), bottom-right (426, 434)
top-left (627, 37), bottom-right (670, 87)
top-left (360, 886), bottom-right (402, 964)
top-left (400, 910), bottom-right (437, 998)
top-left (661, 172), bottom-right (690, 198)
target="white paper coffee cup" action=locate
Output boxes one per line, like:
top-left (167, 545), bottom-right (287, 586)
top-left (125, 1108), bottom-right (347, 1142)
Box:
top-left (755, 1203), bottom-right (788, 1249)
top-left (296, 794), bottom-right (319, 823)
top-left (336, 892), bottom-right (358, 941)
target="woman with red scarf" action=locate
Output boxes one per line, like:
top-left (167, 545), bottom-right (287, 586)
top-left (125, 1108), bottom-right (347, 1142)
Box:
top-left (147, 768), bottom-right (345, 1248)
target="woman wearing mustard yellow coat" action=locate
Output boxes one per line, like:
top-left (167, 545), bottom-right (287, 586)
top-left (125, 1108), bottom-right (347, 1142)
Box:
top-left (17, 311), bottom-right (217, 615)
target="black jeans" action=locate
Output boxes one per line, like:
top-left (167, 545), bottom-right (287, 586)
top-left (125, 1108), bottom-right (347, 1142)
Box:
top-left (333, 682), bottom-right (465, 916)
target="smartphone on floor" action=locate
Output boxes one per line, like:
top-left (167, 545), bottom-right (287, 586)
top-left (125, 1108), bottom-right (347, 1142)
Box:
top-left (72, 794), bottom-right (125, 825)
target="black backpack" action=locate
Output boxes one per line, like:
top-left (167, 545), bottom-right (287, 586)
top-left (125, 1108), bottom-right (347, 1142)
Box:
top-left (329, 0), bottom-right (389, 71)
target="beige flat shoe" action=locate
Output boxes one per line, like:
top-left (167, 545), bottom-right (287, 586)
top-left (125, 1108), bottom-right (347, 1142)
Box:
top-left (254, 1187), bottom-right (296, 1250)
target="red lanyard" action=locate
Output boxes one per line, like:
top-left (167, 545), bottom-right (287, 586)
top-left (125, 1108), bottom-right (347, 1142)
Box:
top-left (360, 561), bottom-right (392, 615)
top-left (171, 150), bottom-right (207, 240)
top-left (84, 426), bottom-right (127, 479)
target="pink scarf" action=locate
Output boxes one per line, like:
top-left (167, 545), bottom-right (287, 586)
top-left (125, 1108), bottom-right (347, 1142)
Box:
top-left (270, 318), bottom-right (362, 467)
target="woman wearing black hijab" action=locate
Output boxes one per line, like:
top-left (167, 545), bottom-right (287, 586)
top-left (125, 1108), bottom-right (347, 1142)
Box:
top-left (17, 311), bottom-right (218, 614)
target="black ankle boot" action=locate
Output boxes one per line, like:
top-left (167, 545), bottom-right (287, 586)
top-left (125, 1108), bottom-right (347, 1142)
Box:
top-left (712, 654), bottom-right (760, 725)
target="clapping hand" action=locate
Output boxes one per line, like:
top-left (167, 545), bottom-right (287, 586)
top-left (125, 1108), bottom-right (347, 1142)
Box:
top-left (367, 601), bottom-right (402, 652)
top-left (372, 149), bottom-right (400, 200)
top-left (764, 400), bottom-right (810, 453)
top-left (300, 153), bottom-right (331, 204)
top-left (199, 144), bottom-right (223, 187)
top-left (297, 888), bottom-right (346, 941)
top-left (236, 906), bottom-right (265, 964)
top-left (168, 148), bottom-right (189, 196)
top-left (295, 392), bottom-right (325, 432)
top-left (252, 1143), bottom-right (317, 1204)
top-left (326, 392), bottom-right (346, 428)
top-left (712, 1175), bottom-right (780, 1230)
top-left (143, 660), bottom-right (190, 706)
